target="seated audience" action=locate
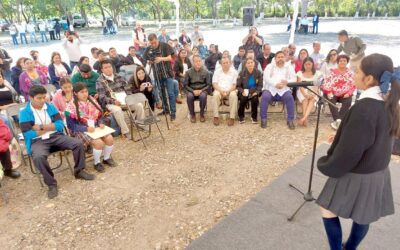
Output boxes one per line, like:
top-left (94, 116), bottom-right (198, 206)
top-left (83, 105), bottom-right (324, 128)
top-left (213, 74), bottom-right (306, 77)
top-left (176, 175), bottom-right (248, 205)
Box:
top-left (71, 64), bottom-right (99, 96)
top-left (52, 78), bottom-right (74, 120)
top-left (212, 57), bottom-right (238, 126)
top-left (233, 46), bottom-right (246, 70)
top-left (260, 51), bottom-right (297, 129)
top-left (184, 55), bottom-right (211, 123)
top-left (66, 83), bottom-right (115, 172)
top-left (320, 49), bottom-right (338, 77)
top-left (19, 85), bottom-right (94, 199)
top-left (48, 52), bottom-right (72, 89)
top-left (0, 118), bottom-right (21, 179)
top-left (321, 54), bottom-right (355, 130)
top-left (237, 58), bottom-right (263, 124)
top-left (128, 66), bottom-right (155, 110)
top-left (19, 58), bottom-right (48, 100)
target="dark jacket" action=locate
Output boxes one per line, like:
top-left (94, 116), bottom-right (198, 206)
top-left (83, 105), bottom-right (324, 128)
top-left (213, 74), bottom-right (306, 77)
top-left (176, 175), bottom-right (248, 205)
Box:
top-left (236, 67), bottom-right (263, 96)
top-left (205, 52), bottom-right (222, 72)
top-left (48, 62), bottom-right (72, 86)
top-left (109, 54), bottom-right (125, 73)
top-left (11, 66), bottom-right (23, 94)
top-left (233, 54), bottom-right (245, 70)
top-left (0, 48), bottom-right (13, 71)
top-left (184, 67), bottom-right (211, 94)
top-left (256, 53), bottom-right (275, 71)
top-left (179, 35), bottom-right (191, 46)
top-left (173, 58), bottom-right (192, 79)
top-left (128, 71), bottom-right (152, 94)
top-left (121, 54), bottom-right (145, 66)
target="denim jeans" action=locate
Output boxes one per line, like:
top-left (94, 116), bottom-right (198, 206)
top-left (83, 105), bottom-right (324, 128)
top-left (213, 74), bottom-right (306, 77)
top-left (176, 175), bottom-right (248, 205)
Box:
top-left (159, 77), bottom-right (177, 117)
top-left (20, 33), bottom-right (28, 44)
top-left (29, 32), bottom-right (38, 43)
top-left (11, 34), bottom-right (18, 45)
top-left (260, 90), bottom-right (295, 121)
top-left (40, 31), bottom-right (48, 42)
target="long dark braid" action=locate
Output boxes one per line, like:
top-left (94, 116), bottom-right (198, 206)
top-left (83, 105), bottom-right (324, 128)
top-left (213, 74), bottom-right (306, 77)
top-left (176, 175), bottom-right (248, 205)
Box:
top-left (73, 82), bottom-right (103, 121)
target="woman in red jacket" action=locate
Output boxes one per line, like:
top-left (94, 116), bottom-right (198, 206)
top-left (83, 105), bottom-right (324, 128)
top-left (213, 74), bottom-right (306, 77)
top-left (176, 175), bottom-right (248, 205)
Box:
top-left (0, 118), bottom-right (21, 179)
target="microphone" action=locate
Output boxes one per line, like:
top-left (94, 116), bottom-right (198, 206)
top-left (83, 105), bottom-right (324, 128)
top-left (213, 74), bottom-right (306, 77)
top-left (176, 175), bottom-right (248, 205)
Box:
top-left (287, 81), bottom-right (314, 88)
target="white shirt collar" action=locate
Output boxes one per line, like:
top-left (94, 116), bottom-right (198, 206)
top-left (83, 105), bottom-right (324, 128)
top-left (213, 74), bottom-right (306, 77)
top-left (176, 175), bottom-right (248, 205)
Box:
top-left (359, 86), bottom-right (383, 101)
top-left (30, 102), bottom-right (47, 111)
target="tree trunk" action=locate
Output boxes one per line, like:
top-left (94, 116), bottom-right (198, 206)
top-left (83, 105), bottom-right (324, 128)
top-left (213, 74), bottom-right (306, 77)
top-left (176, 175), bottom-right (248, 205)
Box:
top-left (211, 0), bottom-right (217, 19)
top-left (80, 4), bottom-right (88, 24)
top-left (256, 0), bottom-right (260, 17)
top-left (97, 0), bottom-right (106, 23)
top-left (301, 0), bottom-right (308, 17)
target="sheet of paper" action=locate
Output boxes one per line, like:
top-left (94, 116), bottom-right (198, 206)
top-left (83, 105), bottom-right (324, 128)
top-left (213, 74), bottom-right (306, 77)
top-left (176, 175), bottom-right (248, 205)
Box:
top-left (84, 126), bottom-right (115, 139)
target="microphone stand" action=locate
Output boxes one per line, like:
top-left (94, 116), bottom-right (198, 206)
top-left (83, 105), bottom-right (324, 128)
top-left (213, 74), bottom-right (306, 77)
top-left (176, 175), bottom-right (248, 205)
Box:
top-left (287, 85), bottom-right (337, 221)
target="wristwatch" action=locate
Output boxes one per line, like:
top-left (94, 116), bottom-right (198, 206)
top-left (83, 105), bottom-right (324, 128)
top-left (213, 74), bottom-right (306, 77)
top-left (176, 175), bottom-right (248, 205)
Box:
top-left (39, 124), bottom-right (44, 131)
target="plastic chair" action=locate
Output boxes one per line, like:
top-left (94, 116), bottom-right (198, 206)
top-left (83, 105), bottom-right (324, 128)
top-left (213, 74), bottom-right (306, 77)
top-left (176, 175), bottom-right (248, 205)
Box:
top-left (125, 93), bottom-right (165, 149)
top-left (5, 103), bottom-right (28, 166)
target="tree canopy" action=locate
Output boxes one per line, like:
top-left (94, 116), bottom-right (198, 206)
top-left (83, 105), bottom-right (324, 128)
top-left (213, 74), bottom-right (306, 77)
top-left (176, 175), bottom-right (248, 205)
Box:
top-left (0, 0), bottom-right (399, 24)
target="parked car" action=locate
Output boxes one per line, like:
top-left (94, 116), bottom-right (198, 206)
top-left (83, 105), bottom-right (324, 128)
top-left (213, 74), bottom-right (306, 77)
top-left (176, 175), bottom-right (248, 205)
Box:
top-left (121, 16), bottom-right (136, 26)
top-left (0, 20), bottom-right (10, 32)
top-left (87, 16), bottom-right (102, 28)
top-left (61, 14), bottom-right (87, 28)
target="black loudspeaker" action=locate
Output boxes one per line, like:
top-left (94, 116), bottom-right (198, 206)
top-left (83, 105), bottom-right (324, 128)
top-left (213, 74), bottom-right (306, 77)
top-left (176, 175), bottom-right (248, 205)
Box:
top-left (243, 7), bottom-right (255, 26)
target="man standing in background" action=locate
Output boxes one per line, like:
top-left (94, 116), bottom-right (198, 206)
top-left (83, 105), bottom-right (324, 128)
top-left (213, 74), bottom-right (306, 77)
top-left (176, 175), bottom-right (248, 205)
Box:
top-left (337, 30), bottom-right (366, 72)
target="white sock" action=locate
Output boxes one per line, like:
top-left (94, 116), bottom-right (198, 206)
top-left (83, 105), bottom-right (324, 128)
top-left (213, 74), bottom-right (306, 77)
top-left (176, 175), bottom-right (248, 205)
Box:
top-left (93, 149), bottom-right (102, 165)
top-left (103, 145), bottom-right (113, 160)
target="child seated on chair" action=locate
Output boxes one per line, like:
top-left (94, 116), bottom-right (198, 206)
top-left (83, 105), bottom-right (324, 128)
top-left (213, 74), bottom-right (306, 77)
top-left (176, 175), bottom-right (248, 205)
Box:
top-left (66, 83), bottom-right (115, 173)
top-left (19, 85), bottom-right (94, 199)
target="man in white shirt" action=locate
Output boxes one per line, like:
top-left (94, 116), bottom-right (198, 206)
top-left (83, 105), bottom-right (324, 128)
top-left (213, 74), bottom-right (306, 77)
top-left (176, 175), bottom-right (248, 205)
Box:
top-left (38, 22), bottom-right (49, 43)
top-left (310, 41), bottom-right (325, 70)
top-left (63, 31), bottom-right (82, 69)
top-left (260, 51), bottom-right (297, 129)
top-left (16, 22), bottom-right (28, 44)
top-left (212, 57), bottom-right (238, 126)
top-left (26, 21), bottom-right (38, 43)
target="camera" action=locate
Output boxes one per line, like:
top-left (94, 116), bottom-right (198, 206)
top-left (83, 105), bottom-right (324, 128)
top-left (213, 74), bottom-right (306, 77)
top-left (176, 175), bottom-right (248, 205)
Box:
top-left (147, 47), bottom-right (161, 62)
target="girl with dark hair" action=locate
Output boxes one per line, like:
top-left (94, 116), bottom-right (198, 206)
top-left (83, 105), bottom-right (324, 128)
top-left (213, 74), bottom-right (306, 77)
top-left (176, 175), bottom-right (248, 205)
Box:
top-left (322, 54), bottom-right (355, 130)
top-left (66, 83), bottom-right (115, 173)
top-left (48, 52), bottom-right (72, 89)
top-left (128, 66), bottom-right (155, 110)
top-left (296, 57), bottom-right (321, 126)
top-left (10, 57), bottom-right (26, 94)
top-left (320, 49), bottom-right (338, 77)
top-left (52, 77), bottom-right (74, 120)
top-left (317, 53), bottom-right (400, 250)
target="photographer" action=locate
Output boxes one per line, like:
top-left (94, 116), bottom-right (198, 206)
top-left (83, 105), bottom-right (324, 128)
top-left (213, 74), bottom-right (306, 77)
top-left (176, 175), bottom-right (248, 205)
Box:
top-left (242, 26), bottom-right (263, 58)
top-left (63, 31), bottom-right (83, 69)
top-left (143, 33), bottom-right (177, 121)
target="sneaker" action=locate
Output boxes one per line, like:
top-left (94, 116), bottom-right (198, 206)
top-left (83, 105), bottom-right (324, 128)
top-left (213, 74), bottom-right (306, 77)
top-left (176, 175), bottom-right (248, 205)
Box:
top-left (94, 163), bottom-right (105, 173)
top-left (103, 158), bottom-right (116, 167)
top-left (330, 119), bottom-right (341, 130)
top-left (48, 185), bottom-right (58, 199)
top-left (227, 118), bottom-right (234, 126)
top-left (75, 170), bottom-right (95, 180)
top-left (251, 118), bottom-right (258, 124)
top-left (239, 118), bottom-right (245, 124)
top-left (261, 120), bottom-right (267, 129)
top-left (213, 117), bottom-right (220, 126)
top-left (287, 120), bottom-right (295, 130)
top-left (4, 169), bottom-right (21, 179)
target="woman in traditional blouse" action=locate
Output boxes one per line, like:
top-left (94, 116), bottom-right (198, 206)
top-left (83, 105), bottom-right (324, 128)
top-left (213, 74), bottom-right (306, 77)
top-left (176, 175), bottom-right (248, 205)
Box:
top-left (19, 58), bottom-right (48, 100)
top-left (321, 54), bottom-right (355, 130)
top-left (48, 52), bottom-right (72, 89)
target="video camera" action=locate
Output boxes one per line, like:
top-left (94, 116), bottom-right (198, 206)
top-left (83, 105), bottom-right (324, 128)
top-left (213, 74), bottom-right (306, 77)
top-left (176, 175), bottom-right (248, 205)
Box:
top-left (147, 47), bottom-right (161, 63)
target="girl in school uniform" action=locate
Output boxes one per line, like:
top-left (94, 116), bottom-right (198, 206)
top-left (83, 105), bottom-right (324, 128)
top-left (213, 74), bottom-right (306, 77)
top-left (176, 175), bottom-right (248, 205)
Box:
top-left (316, 53), bottom-right (400, 250)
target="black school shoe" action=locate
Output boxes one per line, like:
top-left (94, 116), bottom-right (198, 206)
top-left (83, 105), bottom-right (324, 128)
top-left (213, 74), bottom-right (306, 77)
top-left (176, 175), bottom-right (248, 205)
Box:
top-left (4, 169), bottom-right (21, 179)
top-left (103, 158), bottom-right (116, 167)
top-left (48, 185), bottom-right (58, 199)
top-left (94, 163), bottom-right (105, 173)
top-left (75, 170), bottom-right (96, 180)
top-left (287, 120), bottom-right (295, 130)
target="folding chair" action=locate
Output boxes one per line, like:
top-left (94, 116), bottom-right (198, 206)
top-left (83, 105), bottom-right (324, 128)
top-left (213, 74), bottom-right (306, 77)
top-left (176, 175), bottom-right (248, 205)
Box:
top-left (5, 103), bottom-right (28, 166)
top-left (125, 93), bottom-right (165, 149)
top-left (28, 148), bottom-right (74, 187)
top-left (44, 84), bottom-right (57, 100)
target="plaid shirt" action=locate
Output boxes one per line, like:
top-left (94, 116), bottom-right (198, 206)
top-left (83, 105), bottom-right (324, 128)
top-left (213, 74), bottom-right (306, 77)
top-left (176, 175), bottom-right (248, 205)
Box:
top-left (96, 73), bottom-right (129, 109)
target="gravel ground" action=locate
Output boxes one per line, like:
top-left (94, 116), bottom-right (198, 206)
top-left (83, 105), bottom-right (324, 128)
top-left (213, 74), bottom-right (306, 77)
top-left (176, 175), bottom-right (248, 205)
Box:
top-left (1, 100), bottom-right (341, 250)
